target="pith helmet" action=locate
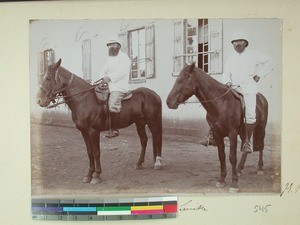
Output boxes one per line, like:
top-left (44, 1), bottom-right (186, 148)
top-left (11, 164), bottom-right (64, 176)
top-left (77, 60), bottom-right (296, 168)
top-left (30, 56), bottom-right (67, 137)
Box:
top-left (106, 34), bottom-right (121, 47)
top-left (231, 29), bottom-right (249, 47)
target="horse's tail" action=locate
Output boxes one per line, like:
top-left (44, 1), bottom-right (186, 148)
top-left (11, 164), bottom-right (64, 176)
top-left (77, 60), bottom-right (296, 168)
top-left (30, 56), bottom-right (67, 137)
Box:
top-left (253, 93), bottom-right (268, 151)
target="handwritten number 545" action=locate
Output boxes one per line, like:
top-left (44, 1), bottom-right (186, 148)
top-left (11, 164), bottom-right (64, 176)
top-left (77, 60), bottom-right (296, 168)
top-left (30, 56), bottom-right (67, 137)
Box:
top-left (254, 205), bottom-right (271, 213)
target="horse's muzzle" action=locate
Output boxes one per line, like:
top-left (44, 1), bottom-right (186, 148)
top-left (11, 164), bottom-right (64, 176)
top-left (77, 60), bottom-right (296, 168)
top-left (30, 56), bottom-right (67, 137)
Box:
top-left (166, 98), bottom-right (179, 109)
top-left (36, 89), bottom-right (51, 107)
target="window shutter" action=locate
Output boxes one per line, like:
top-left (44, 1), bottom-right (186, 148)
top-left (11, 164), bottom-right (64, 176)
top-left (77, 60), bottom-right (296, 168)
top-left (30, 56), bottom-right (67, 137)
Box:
top-left (208, 19), bottom-right (223, 74)
top-left (38, 49), bottom-right (54, 84)
top-left (145, 24), bottom-right (155, 78)
top-left (118, 31), bottom-right (128, 55)
top-left (173, 19), bottom-right (185, 76)
top-left (82, 39), bottom-right (91, 83)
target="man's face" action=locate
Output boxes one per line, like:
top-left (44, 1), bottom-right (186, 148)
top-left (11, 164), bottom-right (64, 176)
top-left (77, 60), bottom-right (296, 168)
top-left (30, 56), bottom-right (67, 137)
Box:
top-left (232, 39), bottom-right (247, 54)
top-left (107, 43), bottom-right (120, 56)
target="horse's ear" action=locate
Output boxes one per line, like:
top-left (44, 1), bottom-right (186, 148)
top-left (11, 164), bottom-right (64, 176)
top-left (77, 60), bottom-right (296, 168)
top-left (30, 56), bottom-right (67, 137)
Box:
top-left (187, 62), bottom-right (196, 73)
top-left (53, 58), bottom-right (62, 70)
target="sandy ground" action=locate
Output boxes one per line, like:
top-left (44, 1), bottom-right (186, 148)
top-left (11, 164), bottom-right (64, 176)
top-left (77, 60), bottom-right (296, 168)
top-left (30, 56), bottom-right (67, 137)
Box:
top-left (31, 122), bottom-right (281, 197)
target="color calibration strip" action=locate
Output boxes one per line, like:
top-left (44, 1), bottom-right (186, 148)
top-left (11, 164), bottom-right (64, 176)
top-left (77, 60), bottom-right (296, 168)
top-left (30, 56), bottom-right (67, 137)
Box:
top-left (32, 196), bottom-right (177, 221)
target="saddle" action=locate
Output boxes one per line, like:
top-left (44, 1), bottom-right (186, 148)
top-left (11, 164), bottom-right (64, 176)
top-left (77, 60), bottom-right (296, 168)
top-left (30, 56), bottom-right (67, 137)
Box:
top-left (94, 80), bottom-right (132, 104)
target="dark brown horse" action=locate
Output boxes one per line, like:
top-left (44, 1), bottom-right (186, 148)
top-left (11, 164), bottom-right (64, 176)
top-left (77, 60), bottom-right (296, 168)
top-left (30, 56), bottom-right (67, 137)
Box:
top-left (166, 63), bottom-right (268, 193)
top-left (36, 59), bottom-right (162, 184)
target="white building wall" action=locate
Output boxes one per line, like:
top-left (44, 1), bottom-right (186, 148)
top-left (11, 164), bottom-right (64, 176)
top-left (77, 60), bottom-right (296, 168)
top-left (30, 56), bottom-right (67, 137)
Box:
top-left (30, 19), bottom-right (281, 133)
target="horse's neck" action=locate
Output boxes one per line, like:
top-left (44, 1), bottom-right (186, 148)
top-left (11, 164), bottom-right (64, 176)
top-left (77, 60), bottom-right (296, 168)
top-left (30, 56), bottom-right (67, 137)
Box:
top-left (193, 72), bottom-right (227, 115)
top-left (59, 68), bottom-right (92, 109)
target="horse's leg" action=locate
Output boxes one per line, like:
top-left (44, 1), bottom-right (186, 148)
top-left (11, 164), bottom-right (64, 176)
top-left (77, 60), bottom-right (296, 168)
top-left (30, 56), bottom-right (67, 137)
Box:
top-left (215, 138), bottom-right (227, 188)
top-left (134, 122), bottom-right (148, 170)
top-left (81, 130), bottom-right (94, 183)
top-left (148, 121), bottom-right (162, 170)
top-left (89, 128), bottom-right (102, 184)
top-left (228, 133), bottom-right (239, 193)
top-left (257, 150), bottom-right (264, 175)
top-left (237, 128), bottom-right (247, 176)
top-left (237, 153), bottom-right (248, 176)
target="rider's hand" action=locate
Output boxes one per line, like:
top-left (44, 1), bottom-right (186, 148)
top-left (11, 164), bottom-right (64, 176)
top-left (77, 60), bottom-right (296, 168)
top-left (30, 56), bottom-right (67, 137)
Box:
top-left (102, 76), bottom-right (111, 83)
top-left (253, 75), bottom-right (260, 82)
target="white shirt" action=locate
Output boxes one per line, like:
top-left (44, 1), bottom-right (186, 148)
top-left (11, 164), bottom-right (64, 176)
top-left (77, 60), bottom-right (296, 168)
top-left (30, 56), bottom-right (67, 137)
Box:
top-left (222, 49), bottom-right (274, 94)
top-left (100, 51), bottom-right (131, 92)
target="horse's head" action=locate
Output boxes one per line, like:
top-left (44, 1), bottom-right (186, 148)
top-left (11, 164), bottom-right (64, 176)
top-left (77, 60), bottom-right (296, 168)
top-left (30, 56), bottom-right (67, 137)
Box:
top-left (166, 63), bottom-right (196, 109)
top-left (36, 58), bottom-right (65, 107)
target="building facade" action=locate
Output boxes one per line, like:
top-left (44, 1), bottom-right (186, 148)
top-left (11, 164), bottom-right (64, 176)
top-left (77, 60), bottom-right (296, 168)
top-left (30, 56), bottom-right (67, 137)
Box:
top-left (30, 19), bottom-right (281, 134)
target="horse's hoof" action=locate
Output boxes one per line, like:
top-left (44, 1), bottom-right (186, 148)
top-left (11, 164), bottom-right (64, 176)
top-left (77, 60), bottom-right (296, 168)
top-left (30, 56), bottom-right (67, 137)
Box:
top-left (229, 187), bottom-right (239, 193)
top-left (257, 170), bottom-right (264, 175)
top-left (82, 176), bottom-right (92, 183)
top-left (90, 178), bottom-right (101, 184)
top-left (216, 181), bottom-right (226, 188)
top-left (153, 156), bottom-right (162, 170)
top-left (134, 164), bottom-right (143, 170)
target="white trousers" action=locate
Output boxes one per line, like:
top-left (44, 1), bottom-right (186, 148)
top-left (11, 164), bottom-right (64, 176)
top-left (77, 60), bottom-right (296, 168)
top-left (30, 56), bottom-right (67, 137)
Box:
top-left (234, 85), bottom-right (257, 124)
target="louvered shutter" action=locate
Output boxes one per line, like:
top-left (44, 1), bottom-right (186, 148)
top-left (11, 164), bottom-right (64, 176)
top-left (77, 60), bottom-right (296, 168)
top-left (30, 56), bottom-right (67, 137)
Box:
top-left (145, 24), bottom-right (155, 78)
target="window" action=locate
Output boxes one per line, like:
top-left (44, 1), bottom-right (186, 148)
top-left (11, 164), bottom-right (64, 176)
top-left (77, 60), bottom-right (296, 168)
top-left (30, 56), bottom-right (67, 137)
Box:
top-left (130, 28), bottom-right (146, 80)
top-left (38, 49), bottom-right (54, 84)
top-left (173, 19), bottom-right (223, 76)
top-left (198, 19), bottom-right (223, 74)
top-left (82, 39), bottom-right (92, 84)
top-left (120, 24), bottom-right (155, 83)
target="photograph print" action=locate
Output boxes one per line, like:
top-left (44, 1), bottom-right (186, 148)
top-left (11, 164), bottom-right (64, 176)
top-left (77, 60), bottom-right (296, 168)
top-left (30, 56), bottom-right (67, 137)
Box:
top-left (30, 18), bottom-right (281, 197)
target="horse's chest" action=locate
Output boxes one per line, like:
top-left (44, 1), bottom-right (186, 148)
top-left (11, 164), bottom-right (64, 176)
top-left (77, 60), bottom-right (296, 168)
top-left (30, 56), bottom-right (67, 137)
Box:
top-left (71, 113), bottom-right (87, 130)
top-left (72, 115), bottom-right (82, 128)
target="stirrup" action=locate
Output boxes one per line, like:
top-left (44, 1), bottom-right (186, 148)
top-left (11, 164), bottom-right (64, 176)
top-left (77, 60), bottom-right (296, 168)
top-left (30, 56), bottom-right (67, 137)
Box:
top-left (105, 130), bottom-right (119, 139)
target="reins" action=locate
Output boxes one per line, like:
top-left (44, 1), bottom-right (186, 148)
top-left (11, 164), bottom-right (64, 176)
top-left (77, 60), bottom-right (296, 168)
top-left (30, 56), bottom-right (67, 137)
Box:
top-left (198, 86), bottom-right (232, 103)
top-left (184, 71), bottom-right (232, 104)
top-left (41, 68), bottom-right (96, 109)
top-left (47, 86), bottom-right (95, 109)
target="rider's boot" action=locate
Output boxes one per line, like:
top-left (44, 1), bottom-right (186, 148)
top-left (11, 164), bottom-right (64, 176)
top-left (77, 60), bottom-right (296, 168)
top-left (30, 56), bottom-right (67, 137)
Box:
top-left (105, 112), bottom-right (120, 139)
top-left (241, 123), bottom-right (255, 154)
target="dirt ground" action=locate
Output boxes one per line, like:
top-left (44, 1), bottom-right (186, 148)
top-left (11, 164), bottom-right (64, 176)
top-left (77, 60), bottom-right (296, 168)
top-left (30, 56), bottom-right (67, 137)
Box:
top-left (31, 122), bottom-right (281, 197)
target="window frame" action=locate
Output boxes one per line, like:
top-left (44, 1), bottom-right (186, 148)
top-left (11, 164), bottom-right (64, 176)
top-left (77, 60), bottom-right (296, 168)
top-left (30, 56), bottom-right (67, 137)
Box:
top-left (172, 19), bottom-right (223, 77)
top-left (121, 24), bottom-right (155, 83)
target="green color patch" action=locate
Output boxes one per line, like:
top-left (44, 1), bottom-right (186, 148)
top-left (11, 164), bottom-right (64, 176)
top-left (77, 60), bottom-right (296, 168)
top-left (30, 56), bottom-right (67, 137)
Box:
top-left (96, 206), bottom-right (131, 211)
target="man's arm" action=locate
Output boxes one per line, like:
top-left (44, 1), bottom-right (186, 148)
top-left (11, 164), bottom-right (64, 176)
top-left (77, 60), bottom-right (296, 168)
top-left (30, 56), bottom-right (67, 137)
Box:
top-left (255, 51), bottom-right (275, 79)
top-left (222, 57), bottom-right (232, 86)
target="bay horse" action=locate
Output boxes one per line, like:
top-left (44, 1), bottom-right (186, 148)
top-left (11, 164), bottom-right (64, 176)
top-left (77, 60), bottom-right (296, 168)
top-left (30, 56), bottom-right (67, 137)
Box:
top-left (36, 59), bottom-right (163, 184)
top-left (166, 63), bottom-right (268, 193)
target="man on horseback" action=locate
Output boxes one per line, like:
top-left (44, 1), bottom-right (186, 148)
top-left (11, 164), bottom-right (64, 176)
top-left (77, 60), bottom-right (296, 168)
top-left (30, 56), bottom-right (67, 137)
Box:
top-left (100, 34), bottom-right (131, 138)
top-left (200, 29), bottom-right (274, 153)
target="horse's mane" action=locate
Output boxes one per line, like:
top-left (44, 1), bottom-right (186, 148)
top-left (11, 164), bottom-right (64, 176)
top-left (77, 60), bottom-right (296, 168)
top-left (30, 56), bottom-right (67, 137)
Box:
top-left (193, 66), bottom-right (227, 90)
top-left (58, 66), bottom-right (93, 88)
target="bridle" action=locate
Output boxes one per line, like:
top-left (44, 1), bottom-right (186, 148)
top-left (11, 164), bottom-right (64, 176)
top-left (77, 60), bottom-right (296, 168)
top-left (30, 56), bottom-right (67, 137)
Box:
top-left (40, 69), bottom-right (73, 96)
top-left (178, 69), bottom-right (232, 105)
top-left (39, 68), bottom-right (94, 109)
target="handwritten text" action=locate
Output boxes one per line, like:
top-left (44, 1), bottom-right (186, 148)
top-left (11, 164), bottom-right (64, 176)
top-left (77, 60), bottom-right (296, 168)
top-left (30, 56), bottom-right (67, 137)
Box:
top-left (280, 182), bottom-right (300, 197)
top-left (180, 200), bottom-right (208, 212)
